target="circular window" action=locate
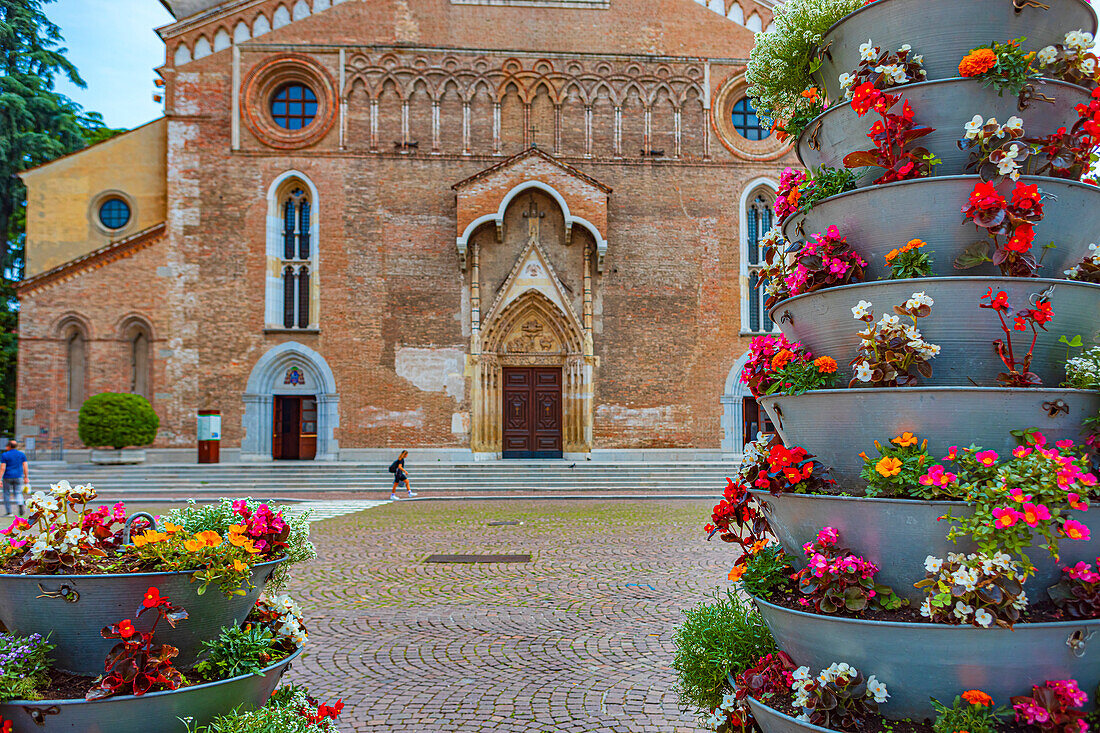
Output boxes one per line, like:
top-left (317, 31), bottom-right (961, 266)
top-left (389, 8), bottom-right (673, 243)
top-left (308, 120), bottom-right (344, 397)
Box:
top-left (98, 198), bottom-right (131, 230)
top-left (731, 97), bottom-right (769, 141)
top-left (270, 83), bottom-right (318, 131)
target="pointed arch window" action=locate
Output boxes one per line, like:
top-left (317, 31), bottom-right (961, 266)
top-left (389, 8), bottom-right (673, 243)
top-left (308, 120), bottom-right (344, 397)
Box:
top-left (267, 175), bottom-right (318, 330)
top-left (130, 329), bottom-right (150, 398)
top-left (741, 187), bottom-right (778, 334)
top-left (65, 326), bottom-right (87, 410)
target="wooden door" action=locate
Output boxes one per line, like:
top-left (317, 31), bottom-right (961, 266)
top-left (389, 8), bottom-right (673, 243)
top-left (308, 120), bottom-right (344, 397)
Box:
top-left (273, 396), bottom-right (318, 460)
top-left (299, 397), bottom-right (317, 460)
top-left (742, 396), bottom-right (775, 446)
top-left (502, 367), bottom-right (563, 458)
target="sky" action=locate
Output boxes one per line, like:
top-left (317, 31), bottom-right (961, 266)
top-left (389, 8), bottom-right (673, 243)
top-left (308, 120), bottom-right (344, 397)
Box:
top-left (49, 0), bottom-right (174, 129)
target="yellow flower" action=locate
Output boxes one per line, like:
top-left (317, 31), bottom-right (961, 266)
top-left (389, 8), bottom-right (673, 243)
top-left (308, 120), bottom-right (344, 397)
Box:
top-left (184, 538), bottom-right (205, 553)
top-left (195, 530), bottom-right (223, 548)
top-left (892, 432), bottom-right (918, 447)
top-left (876, 456), bottom-right (903, 477)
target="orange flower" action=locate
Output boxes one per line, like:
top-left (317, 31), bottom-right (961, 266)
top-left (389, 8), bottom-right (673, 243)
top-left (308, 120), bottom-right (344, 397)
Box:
top-left (184, 538), bottom-right (205, 553)
top-left (232, 559), bottom-right (249, 573)
top-left (876, 456), bottom-right (903, 477)
top-left (771, 349), bottom-right (794, 371)
top-left (859, 451), bottom-right (869, 461)
top-left (903, 239), bottom-right (926, 252)
top-left (195, 530), bottom-right (223, 548)
top-left (163, 522), bottom-right (183, 534)
top-left (749, 539), bottom-right (769, 555)
top-left (892, 432), bottom-right (918, 447)
top-left (962, 690), bottom-right (993, 707)
top-left (228, 533), bottom-right (252, 548)
top-left (801, 87), bottom-right (820, 103)
top-left (884, 249), bottom-right (899, 262)
top-left (959, 48), bottom-right (998, 77)
top-left (132, 529), bottom-right (168, 548)
top-left (728, 565), bottom-right (746, 582)
top-left (813, 356), bottom-right (838, 374)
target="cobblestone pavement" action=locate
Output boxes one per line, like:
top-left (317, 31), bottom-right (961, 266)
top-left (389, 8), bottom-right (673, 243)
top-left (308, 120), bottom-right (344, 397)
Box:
top-left (285, 500), bottom-right (729, 732)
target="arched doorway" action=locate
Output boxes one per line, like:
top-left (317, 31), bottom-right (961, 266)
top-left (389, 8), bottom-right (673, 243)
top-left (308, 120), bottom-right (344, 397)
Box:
top-left (721, 350), bottom-right (774, 454)
top-left (241, 342), bottom-right (340, 461)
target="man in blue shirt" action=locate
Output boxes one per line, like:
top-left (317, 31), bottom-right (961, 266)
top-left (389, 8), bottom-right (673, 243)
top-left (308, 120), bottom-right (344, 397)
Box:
top-left (1, 441), bottom-right (28, 516)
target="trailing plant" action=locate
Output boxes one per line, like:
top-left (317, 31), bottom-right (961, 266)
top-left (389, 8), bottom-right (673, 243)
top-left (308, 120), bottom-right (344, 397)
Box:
top-left (959, 181), bottom-right (1046, 278)
top-left (0, 633), bottom-right (53, 702)
top-left (1035, 30), bottom-right (1100, 88)
top-left (1063, 243), bottom-right (1100, 283)
top-left (774, 167), bottom-right (859, 222)
top-left (785, 225), bottom-right (867, 297)
top-left (86, 586), bottom-right (188, 700)
top-left (167, 498), bottom-right (315, 591)
top-left (858, 432), bottom-right (961, 499)
top-left (733, 437), bottom-right (835, 498)
top-left (758, 225), bottom-right (796, 308)
top-left (958, 39), bottom-right (1039, 97)
top-left (849, 292), bottom-right (939, 387)
top-left (738, 544), bottom-right (795, 600)
top-left (745, 0), bottom-right (864, 128)
top-left (186, 685), bottom-right (345, 732)
top-left (671, 590), bottom-right (776, 715)
top-left (839, 40), bottom-right (926, 99)
top-left (1047, 560), bottom-right (1100, 619)
top-left (1011, 680), bottom-right (1089, 733)
top-left (843, 85), bottom-right (939, 184)
top-left (958, 114), bottom-right (1030, 183)
top-left (772, 87), bottom-right (827, 143)
top-left (775, 167), bottom-right (807, 221)
top-left (915, 552), bottom-right (1029, 628)
top-left (942, 434), bottom-right (1098, 569)
top-left (1065, 346), bottom-right (1100, 390)
top-left (706, 477), bottom-right (770, 565)
top-left (251, 594), bottom-right (309, 649)
top-left (794, 526), bottom-right (907, 614)
top-left (791, 662), bottom-right (889, 730)
top-left (885, 238), bottom-right (933, 279)
top-left (980, 287), bottom-right (1053, 387)
top-left (195, 624), bottom-right (283, 682)
top-left (931, 691), bottom-right (1010, 733)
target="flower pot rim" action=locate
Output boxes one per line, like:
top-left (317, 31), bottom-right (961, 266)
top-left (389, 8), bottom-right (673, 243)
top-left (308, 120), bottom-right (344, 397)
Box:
top-left (817, 0), bottom-right (1097, 49)
top-left (0, 645), bottom-right (303, 707)
top-left (767, 276), bottom-right (1098, 320)
top-left (758, 386), bottom-right (1098, 400)
top-left (747, 487), bottom-right (968, 508)
top-left (0, 555), bottom-right (287, 581)
top-left (753, 594), bottom-right (1100, 631)
top-left (747, 695), bottom-right (838, 733)
top-left (795, 75), bottom-right (1093, 158)
top-left (778, 173), bottom-right (1096, 230)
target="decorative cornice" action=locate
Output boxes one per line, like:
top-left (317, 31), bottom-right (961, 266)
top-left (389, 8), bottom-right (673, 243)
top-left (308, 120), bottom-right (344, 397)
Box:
top-left (18, 224), bottom-right (167, 296)
top-left (453, 147), bottom-right (612, 193)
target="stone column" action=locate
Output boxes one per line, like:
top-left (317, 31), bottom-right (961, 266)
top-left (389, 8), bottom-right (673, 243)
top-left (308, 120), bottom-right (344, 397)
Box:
top-left (241, 394), bottom-right (274, 461)
top-left (316, 393), bottom-right (340, 460)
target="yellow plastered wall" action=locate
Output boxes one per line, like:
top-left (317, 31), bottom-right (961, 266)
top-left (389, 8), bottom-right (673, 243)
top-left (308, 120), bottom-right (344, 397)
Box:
top-left (21, 118), bottom-right (167, 277)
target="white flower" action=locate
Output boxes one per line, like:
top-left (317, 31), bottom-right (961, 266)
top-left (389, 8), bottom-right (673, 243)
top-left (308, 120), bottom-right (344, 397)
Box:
top-left (721, 691), bottom-right (738, 711)
top-left (913, 54), bottom-right (924, 65)
top-left (974, 608), bottom-right (994, 627)
top-left (899, 43), bottom-right (911, 53)
top-left (1065, 29), bottom-right (1094, 52)
top-left (905, 291), bottom-right (933, 309)
top-left (839, 72), bottom-right (856, 89)
top-left (996, 147), bottom-right (1022, 179)
top-left (1037, 45), bottom-right (1059, 66)
top-left (855, 363), bottom-right (874, 382)
top-left (860, 39), bottom-right (878, 61)
top-left (964, 114), bottom-right (984, 140)
top-left (792, 666), bottom-right (810, 682)
top-left (1082, 57), bottom-right (1097, 74)
top-left (920, 343), bottom-right (941, 358)
top-left (877, 314), bottom-right (900, 328)
top-left (1014, 591), bottom-right (1029, 610)
top-left (705, 710), bottom-right (724, 729)
top-left (866, 675), bottom-right (889, 703)
top-left (1003, 116), bottom-right (1024, 133)
top-left (924, 555), bottom-right (943, 573)
top-left (919, 597), bottom-right (934, 618)
top-left (953, 601), bottom-right (974, 621)
top-left (851, 300), bottom-right (873, 319)
top-left (796, 712), bottom-right (811, 723)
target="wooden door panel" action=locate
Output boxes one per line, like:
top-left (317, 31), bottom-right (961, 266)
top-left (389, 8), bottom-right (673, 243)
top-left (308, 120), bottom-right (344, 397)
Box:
top-left (502, 367), bottom-right (562, 458)
top-left (276, 397), bottom-right (301, 460)
top-left (299, 397), bottom-right (317, 460)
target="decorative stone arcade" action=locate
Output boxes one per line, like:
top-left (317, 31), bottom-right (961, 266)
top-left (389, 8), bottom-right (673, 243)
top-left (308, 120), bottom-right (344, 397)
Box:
top-left (454, 149), bottom-right (608, 458)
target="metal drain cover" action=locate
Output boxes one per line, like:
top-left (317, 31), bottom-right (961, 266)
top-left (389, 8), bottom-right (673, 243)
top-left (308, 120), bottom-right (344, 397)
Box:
top-left (487, 520), bottom-right (522, 526)
top-left (424, 554), bottom-right (531, 564)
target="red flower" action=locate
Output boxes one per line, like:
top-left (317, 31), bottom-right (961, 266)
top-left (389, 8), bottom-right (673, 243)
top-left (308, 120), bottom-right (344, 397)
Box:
top-left (1014, 317), bottom-right (1027, 331)
top-left (967, 181), bottom-right (1007, 211)
top-left (118, 619), bottom-right (136, 638)
top-left (1004, 224), bottom-right (1034, 253)
top-left (1010, 183), bottom-right (1041, 211)
top-left (850, 83), bottom-right (882, 116)
top-left (1030, 300), bottom-right (1054, 325)
top-left (982, 290), bottom-right (1010, 312)
top-left (143, 587), bottom-right (167, 608)
top-left (1, 718), bottom-right (10, 733)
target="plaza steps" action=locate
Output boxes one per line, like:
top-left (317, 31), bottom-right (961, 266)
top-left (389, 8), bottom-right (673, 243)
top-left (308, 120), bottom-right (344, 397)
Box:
top-left (25, 460), bottom-right (741, 503)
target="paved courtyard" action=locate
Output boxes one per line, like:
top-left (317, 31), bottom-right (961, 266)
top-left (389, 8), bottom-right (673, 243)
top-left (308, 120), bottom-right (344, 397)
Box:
top-left (285, 499), bottom-right (728, 732)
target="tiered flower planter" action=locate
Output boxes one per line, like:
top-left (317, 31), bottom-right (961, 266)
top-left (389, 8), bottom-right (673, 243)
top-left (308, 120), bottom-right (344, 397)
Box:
top-left (738, 1), bottom-right (1100, 730)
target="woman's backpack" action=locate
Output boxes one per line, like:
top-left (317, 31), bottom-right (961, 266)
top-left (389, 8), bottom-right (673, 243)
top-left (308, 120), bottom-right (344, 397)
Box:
top-left (388, 459), bottom-right (400, 474)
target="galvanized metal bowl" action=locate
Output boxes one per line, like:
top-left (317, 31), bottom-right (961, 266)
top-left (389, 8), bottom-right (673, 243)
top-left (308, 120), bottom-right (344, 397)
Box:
top-left (749, 490), bottom-right (1100, 602)
top-left (797, 79), bottom-right (1091, 187)
top-left (746, 696), bottom-right (832, 733)
top-left (769, 277), bottom-right (1100, 388)
top-left (0, 646), bottom-right (302, 733)
top-left (758, 387), bottom-right (1100, 486)
top-left (0, 557), bottom-right (285, 676)
top-left (754, 596), bottom-right (1100, 720)
top-left (812, 0), bottom-right (1096, 102)
top-left (781, 176), bottom-right (1100, 281)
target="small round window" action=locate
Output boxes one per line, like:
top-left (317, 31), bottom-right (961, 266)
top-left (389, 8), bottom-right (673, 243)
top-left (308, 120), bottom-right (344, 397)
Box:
top-left (270, 83), bottom-right (318, 131)
top-left (98, 198), bottom-right (131, 230)
top-left (731, 97), bottom-right (769, 141)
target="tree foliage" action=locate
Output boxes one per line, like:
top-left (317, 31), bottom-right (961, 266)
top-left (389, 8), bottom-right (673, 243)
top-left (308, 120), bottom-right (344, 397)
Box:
top-left (0, 0), bottom-right (118, 435)
top-left (78, 392), bottom-right (159, 449)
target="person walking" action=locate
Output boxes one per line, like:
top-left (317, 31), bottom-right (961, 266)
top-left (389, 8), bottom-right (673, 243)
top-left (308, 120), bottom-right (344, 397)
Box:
top-left (1, 440), bottom-right (29, 517)
top-left (388, 450), bottom-right (416, 500)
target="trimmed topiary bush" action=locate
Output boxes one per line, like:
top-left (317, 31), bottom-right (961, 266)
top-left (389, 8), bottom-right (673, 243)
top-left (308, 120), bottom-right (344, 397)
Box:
top-left (78, 393), bottom-right (159, 449)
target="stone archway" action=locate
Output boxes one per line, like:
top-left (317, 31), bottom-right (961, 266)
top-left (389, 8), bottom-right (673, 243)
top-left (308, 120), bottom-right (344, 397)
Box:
top-left (721, 350), bottom-right (752, 454)
top-left (241, 342), bottom-right (340, 461)
top-left (472, 290), bottom-right (592, 457)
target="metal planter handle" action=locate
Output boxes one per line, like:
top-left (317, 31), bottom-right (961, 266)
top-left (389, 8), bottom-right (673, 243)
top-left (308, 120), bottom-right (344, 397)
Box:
top-left (122, 512), bottom-right (158, 546)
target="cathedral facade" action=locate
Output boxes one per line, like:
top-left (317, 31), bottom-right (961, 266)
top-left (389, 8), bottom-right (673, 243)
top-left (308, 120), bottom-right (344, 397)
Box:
top-left (16, 0), bottom-right (790, 460)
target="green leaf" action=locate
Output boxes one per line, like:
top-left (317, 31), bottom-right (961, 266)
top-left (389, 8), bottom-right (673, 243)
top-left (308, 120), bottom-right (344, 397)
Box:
top-left (954, 241), bottom-right (993, 269)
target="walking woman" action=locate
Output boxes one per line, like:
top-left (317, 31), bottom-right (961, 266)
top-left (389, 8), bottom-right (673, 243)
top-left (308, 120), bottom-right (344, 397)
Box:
top-left (389, 450), bottom-right (416, 500)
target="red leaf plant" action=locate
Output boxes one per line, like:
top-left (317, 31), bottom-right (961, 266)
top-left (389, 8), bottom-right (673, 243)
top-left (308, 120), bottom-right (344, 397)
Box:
top-left (960, 181), bottom-right (1045, 278)
top-left (1011, 680), bottom-right (1089, 733)
top-left (784, 226), bottom-right (867, 298)
top-left (740, 334), bottom-right (803, 398)
top-left (85, 586), bottom-right (189, 701)
top-left (793, 527), bottom-right (907, 614)
top-left (735, 651), bottom-right (797, 705)
top-left (1028, 87), bottom-right (1100, 181)
top-left (979, 287), bottom-right (1053, 387)
top-left (842, 84), bottom-right (938, 185)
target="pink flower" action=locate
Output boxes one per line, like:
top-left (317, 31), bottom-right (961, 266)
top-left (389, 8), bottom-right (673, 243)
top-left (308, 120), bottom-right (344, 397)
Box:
top-left (816, 526), bottom-right (840, 546)
top-left (944, 446), bottom-right (959, 461)
top-left (1031, 432), bottom-right (1048, 446)
top-left (1063, 519), bottom-right (1091, 541)
top-left (1009, 488), bottom-right (1031, 504)
top-left (919, 465), bottom-right (957, 487)
top-left (1048, 680), bottom-right (1088, 708)
top-left (976, 450), bottom-right (999, 466)
top-left (1021, 502), bottom-right (1052, 527)
top-left (1057, 439), bottom-right (1075, 450)
top-left (993, 507), bottom-right (1020, 528)
top-left (1012, 446), bottom-right (1032, 458)
top-left (1068, 493), bottom-right (1089, 511)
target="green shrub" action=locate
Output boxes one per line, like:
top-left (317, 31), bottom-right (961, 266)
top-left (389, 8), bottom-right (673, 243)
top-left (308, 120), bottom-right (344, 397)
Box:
top-left (671, 590), bottom-right (776, 714)
top-left (77, 392), bottom-right (159, 449)
top-left (0, 632), bottom-right (53, 702)
top-left (741, 545), bottom-right (795, 600)
top-left (186, 685), bottom-right (343, 732)
top-left (195, 625), bottom-right (283, 681)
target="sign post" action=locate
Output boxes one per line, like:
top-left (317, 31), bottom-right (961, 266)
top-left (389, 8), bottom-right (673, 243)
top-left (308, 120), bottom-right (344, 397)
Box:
top-left (197, 410), bottom-right (222, 464)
